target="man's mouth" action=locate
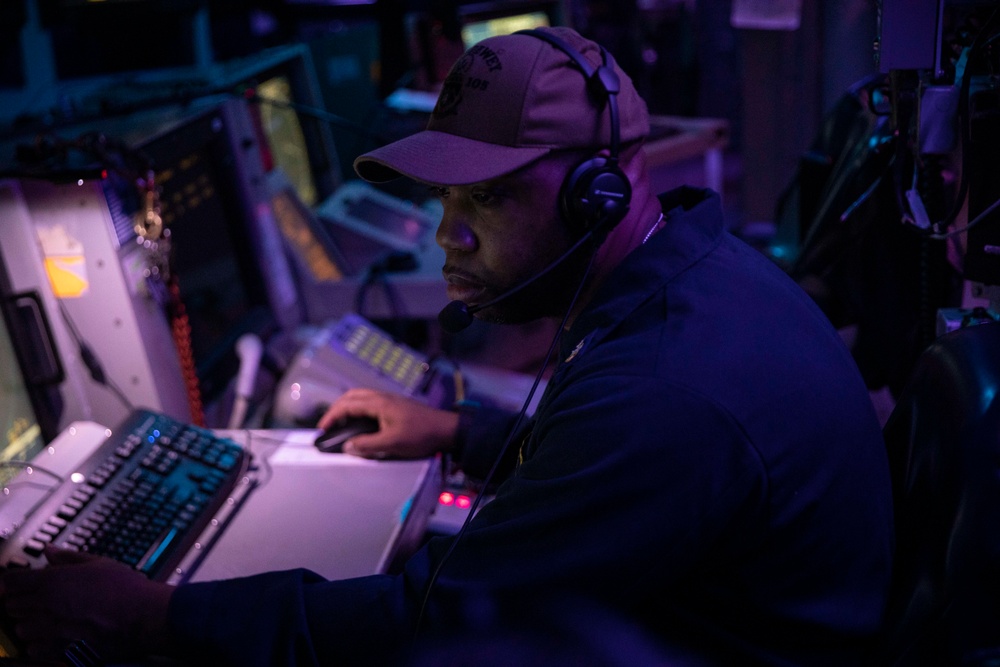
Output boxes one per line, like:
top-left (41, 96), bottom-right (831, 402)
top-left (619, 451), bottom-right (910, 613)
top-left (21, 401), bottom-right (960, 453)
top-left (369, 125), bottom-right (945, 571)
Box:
top-left (442, 267), bottom-right (488, 304)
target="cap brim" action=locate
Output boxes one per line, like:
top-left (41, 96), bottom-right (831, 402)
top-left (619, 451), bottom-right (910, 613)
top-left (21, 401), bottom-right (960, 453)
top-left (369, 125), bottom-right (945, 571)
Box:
top-left (353, 130), bottom-right (551, 185)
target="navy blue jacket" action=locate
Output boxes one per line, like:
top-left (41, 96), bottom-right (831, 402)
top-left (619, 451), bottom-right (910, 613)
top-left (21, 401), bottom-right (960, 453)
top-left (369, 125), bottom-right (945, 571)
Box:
top-left (169, 187), bottom-right (894, 666)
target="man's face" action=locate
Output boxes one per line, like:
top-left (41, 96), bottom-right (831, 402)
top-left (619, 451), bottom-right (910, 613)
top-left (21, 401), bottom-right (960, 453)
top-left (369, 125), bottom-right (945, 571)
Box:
top-left (432, 153), bottom-right (588, 325)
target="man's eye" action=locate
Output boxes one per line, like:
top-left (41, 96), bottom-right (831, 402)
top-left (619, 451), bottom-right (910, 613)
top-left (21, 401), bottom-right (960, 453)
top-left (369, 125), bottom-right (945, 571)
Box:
top-left (471, 190), bottom-right (498, 206)
top-left (429, 186), bottom-right (449, 199)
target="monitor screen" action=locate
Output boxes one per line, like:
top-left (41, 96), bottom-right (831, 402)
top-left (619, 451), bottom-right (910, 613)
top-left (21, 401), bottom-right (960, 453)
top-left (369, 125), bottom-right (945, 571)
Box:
top-left (405, 1), bottom-right (561, 88)
top-left (254, 73), bottom-right (320, 207)
top-left (220, 45), bottom-right (343, 208)
top-left (137, 106), bottom-right (280, 405)
top-left (0, 300), bottom-right (48, 486)
top-left (460, 10), bottom-right (550, 47)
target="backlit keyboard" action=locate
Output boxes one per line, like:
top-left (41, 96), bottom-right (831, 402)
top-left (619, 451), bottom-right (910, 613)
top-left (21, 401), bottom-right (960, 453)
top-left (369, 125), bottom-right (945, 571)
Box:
top-left (0, 409), bottom-right (250, 581)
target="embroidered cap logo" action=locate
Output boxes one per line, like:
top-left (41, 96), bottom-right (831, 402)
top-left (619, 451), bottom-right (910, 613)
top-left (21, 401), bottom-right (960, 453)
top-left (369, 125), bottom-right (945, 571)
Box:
top-left (432, 46), bottom-right (504, 120)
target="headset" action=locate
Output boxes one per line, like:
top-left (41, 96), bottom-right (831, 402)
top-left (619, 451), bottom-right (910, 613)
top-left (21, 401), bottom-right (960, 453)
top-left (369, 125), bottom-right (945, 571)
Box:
top-left (515, 28), bottom-right (632, 236)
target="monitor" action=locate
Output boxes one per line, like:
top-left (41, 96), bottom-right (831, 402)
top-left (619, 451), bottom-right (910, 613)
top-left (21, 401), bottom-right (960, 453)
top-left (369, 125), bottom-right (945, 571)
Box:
top-left (215, 44), bottom-right (343, 209)
top-left (0, 326), bottom-right (47, 487)
top-left (134, 103), bottom-right (285, 408)
top-left (459, 6), bottom-right (552, 47)
top-left (0, 262), bottom-right (51, 485)
top-left (0, 98), bottom-right (291, 431)
top-left (254, 73), bottom-right (322, 207)
top-left (306, 19), bottom-right (383, 184)
top-left (404, 1), bottom-right (562, 88)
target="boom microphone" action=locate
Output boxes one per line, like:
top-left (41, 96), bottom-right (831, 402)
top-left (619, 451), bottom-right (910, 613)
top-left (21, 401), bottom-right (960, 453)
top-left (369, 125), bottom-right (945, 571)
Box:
top-left (437, 299), bottom-right (480, 334)
top-left (437, 226), bottom-right (601, 334)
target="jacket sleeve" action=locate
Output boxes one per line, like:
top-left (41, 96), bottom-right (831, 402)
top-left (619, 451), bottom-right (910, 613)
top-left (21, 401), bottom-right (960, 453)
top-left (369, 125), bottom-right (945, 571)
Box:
top-left (450, 403), bottom-right (526, 481)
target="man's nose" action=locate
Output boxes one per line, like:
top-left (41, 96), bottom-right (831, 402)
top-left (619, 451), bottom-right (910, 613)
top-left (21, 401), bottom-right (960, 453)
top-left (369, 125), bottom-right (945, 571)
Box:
top-left (435, 206), bottom-right (477, 252)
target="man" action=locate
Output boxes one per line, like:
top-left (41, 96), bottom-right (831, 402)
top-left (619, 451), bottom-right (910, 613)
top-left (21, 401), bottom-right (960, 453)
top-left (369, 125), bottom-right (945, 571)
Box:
top-left (0, 27), bottom-right (893, 666)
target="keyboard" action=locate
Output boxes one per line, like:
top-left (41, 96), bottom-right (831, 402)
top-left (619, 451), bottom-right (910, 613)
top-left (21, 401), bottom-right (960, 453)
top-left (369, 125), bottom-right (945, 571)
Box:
top-left (0, 409), bottom-right (251, 582)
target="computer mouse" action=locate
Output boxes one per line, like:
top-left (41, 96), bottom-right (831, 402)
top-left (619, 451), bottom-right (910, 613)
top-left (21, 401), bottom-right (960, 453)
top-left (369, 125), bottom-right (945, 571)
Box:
top-left (313, 416), bottom-right (380, 453)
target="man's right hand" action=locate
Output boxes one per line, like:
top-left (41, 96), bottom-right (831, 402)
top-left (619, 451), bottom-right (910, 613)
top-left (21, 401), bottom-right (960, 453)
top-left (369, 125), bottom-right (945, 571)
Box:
top-left (317, 388), bottom-right (460, 460)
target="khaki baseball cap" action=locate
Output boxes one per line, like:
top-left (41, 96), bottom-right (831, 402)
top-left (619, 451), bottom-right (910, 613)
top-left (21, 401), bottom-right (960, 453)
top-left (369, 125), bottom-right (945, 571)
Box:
top-left (353, 26), bottom-right (650, 186)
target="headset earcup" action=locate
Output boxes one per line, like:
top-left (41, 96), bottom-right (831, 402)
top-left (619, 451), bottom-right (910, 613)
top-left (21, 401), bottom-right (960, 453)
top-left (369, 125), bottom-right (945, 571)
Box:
top-left (560, 157), bottom-right (632, 234)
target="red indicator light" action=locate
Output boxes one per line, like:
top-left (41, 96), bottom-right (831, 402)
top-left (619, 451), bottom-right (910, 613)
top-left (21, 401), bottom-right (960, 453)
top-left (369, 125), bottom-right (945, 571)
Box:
top-left (438, 492), bottom-right (455, 506)
top-left (455, 495), bottom-right (472, 509)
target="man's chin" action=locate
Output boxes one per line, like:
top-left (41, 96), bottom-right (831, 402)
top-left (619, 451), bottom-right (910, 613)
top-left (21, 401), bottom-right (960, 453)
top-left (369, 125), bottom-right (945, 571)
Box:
top-left (474, 302), bottom-right (551, 326)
